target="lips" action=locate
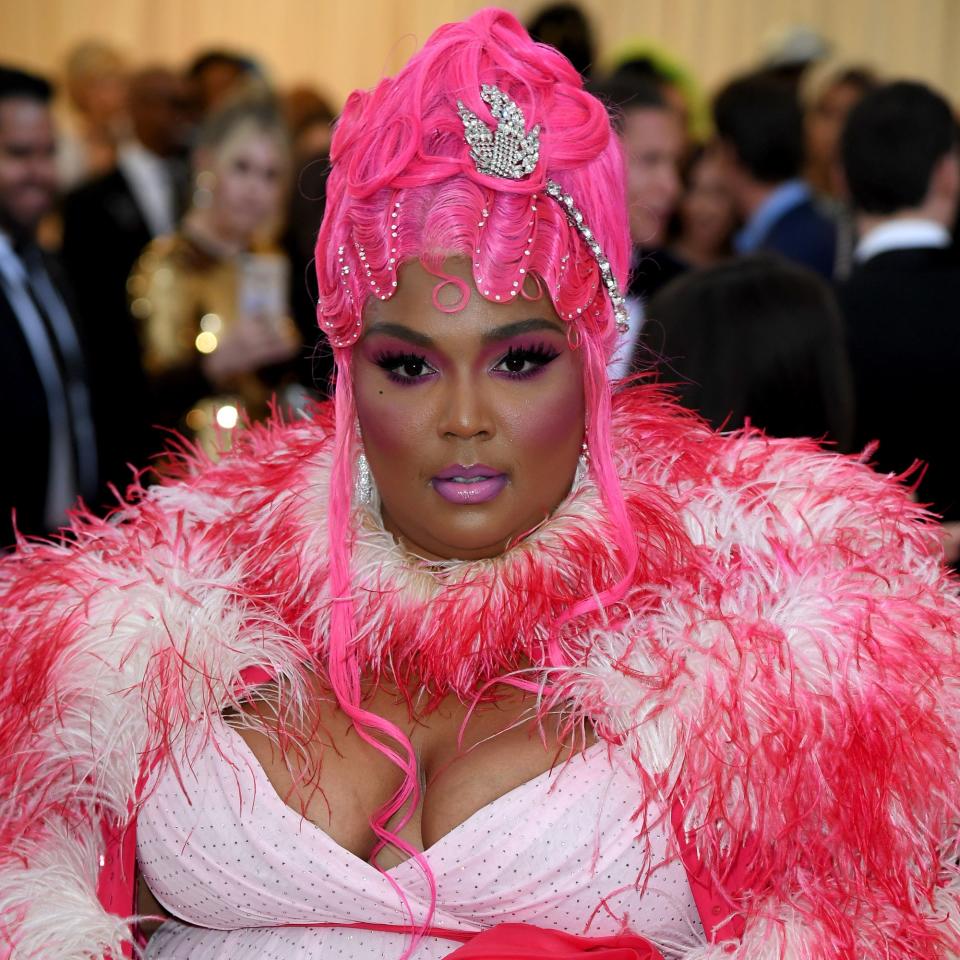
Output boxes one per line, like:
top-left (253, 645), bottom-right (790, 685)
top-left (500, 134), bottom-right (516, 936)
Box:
top-left (431, 463), bottom-right (508, 505)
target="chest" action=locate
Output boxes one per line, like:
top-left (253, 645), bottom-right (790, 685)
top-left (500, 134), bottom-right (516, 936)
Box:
top-left (234, 678), bottom-right (594, 868)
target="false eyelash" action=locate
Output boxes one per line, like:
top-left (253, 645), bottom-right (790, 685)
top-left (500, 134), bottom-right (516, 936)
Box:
top-left (494, 342), bottom-right (562, 380)
top-left (372, 349), bottom-right (428, 369)
top-left (500, 343), bottom-right (560, 365)
top-left (373, 350), bottom-right (435, 385)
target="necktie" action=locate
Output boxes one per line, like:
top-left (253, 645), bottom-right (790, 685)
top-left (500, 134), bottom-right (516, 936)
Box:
top-left (19, 246), bottom-right (98, 502)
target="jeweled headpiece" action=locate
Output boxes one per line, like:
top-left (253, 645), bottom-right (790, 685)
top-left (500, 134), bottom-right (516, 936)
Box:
top-left (458, 84), bottom-right (629, 333)
top-left (457, 85), bottom-right (540, 179)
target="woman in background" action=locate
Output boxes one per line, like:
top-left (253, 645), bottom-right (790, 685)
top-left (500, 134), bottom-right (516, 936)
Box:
top-left (644, 255), bottom-right (854, 449)
top-left (129, 96), bottom-right (302, 453)
top-left (805, 66), bottom-right (878, 200)
top-left (666, 147), bottom-right (738, 271)
top-left (804, 66), bottom-right (878, 277)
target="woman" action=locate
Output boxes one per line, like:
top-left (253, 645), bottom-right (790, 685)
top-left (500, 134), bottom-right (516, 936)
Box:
top-left (644, 255), bottom-right (854, 449)
top-left (129, 96), bottom-right (303, 453)
top-left (2, 11), bottom-right (959, 960)
top-left (666, 147), bottom-right (738, 271)
top-left (804, 66), bottom-right (878, 279)
top-left (805, 66), bottom-right (878, 200)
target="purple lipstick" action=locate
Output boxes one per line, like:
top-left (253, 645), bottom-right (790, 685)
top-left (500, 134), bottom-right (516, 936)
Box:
top-left (431, 463), bottom-right (508, 505)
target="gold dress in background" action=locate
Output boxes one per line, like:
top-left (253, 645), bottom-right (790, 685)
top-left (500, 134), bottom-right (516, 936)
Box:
top-left (129, 230), bottom-right (302, 455)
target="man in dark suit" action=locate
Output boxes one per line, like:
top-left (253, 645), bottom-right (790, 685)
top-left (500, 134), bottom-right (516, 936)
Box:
top-left (61, 68), bottom-right (192, 484)
top-left (0, 66), bottom-right (98, 546)
top-left (838, 81), bottom-right (960, 557)
top-left (713, 73), bottom-right (836, 279)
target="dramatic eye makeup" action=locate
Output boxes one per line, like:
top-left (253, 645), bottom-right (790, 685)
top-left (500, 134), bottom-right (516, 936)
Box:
top-left (372, 339), bottom-right (562, 386)
top-left (372, 349), bottom-right (438, 384)
top-left (490, 341), bottom-right (561, 379)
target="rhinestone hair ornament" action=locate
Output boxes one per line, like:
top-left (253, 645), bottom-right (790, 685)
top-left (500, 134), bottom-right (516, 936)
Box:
top-left (458, 84), bottom-right (630, 334)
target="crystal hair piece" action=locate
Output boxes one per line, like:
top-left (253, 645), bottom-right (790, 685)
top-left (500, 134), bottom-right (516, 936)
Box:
top-left (457, 85), bottom-right (540, 179)
top-left (458, 83), bottom-right (630, 334)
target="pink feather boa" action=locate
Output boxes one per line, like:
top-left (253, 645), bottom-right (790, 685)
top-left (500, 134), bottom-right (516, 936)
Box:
top-left (1, 386), bottom-right (959, 959)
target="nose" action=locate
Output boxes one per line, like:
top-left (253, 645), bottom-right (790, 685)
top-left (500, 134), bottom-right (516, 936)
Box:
top-left (437, 373), bottom-right (495, 441)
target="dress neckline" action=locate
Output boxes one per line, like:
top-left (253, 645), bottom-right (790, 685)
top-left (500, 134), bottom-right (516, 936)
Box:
top-left (218, 719), bottom-right (613, 876)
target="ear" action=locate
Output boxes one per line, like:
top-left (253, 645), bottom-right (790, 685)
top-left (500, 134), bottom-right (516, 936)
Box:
top-left (929, 149), bottom-right (960, 206)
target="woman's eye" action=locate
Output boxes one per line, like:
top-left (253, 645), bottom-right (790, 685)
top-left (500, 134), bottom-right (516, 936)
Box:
top-left (502, 353), bottom-right (529, 373)
top-left (400, 357), bottom-right (426, 377)
top-left (494, 345), bottom-right (560, 378)
top-left (375, 352), bottom-right (435, 382)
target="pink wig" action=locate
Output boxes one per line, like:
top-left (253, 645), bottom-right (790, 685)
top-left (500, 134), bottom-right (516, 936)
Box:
top-left (313, 7), bottom-right (636, 948)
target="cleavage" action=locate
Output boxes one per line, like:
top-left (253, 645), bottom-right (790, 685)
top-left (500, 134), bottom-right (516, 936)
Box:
top-left (230, 676), bottom-right (593, 868)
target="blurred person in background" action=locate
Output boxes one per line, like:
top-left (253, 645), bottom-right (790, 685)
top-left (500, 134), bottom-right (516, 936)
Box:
top-left (666, 146), bottom-right (738, 271)
top-left (0, 66), bottom-right (99, 545)
top-left (804, 65), bottom-right (879, 278)
top-left (282, 85), bottom-right (336, 395)
top-left (592, 73), bottom-right (683, 377)
top-left (757, 24), bottom-right (831, 92)
top-left (284, 85), bottom-right (335, 160)
top-left (805, 66), bottom-right (878, 200)
top-left (129, 96), bottom-right (302, 455)
top-left (607, 45), bottom-right (707, 153)
top-left (642, 255), bottom-right (854, 450)
top-left (839, 80), bottom-right (960, 561)
top-left (57, 41), bottom-right (129, 188)
top-left (187, 49), bottom-right (265, 117)
top-left (61, 67), bottom-right (195, 485)
top-left (713, 73), bottom-right (836, 278)
top-left (525, 2), bottom-right (596, 79)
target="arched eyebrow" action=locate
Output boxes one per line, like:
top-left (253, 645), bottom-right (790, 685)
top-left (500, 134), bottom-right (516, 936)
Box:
top-left (363, 317), bottom-right (564, 347)
top-left (363, 323), bottom-right (433, 347)
top-left (481, 318), bottom-right (565, 343)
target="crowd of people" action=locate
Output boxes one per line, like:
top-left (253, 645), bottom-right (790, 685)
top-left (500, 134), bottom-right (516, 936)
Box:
top-left (0, 47), bottom-right (335, 545)
top-left (2, 8), bottom-right (960, 960)
top-left (0, 5), bottom-right (957, 560)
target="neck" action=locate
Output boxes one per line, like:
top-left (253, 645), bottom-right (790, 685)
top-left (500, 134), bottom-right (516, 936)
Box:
top-left (183, 207), bottom-right (247, 258)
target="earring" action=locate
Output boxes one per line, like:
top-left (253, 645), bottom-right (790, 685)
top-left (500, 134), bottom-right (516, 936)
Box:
top-left (574, 440), bottom-right (589, 487)
top-left (355, 450), bottom-right (374, 505)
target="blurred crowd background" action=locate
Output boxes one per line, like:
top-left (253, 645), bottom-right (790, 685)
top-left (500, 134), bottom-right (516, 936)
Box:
top-left (0, 0), bottom-right (957, 565)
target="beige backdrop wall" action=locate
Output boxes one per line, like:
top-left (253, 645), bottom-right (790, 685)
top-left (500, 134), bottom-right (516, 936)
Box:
top-left (1, 0), bottom-right (958, 111)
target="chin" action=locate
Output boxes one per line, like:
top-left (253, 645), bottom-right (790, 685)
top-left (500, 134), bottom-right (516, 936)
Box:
top-left (402, 511), bottom-right (523, 562)
top-left (425, 524), bottom-right (516, 561)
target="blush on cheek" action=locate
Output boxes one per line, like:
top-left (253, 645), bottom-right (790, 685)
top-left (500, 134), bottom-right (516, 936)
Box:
top-left (355, 372), bottom-right (431, 458)
top-left (503, 368), bottom-right (584, 457)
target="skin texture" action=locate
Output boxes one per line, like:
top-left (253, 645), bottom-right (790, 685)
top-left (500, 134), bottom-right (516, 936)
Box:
top-left (353, 256), bottom-right (586, 561)
top-left (620, 106), bottom-right (683, 249)
top-left (0, 98), bottom-right (57, 238)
